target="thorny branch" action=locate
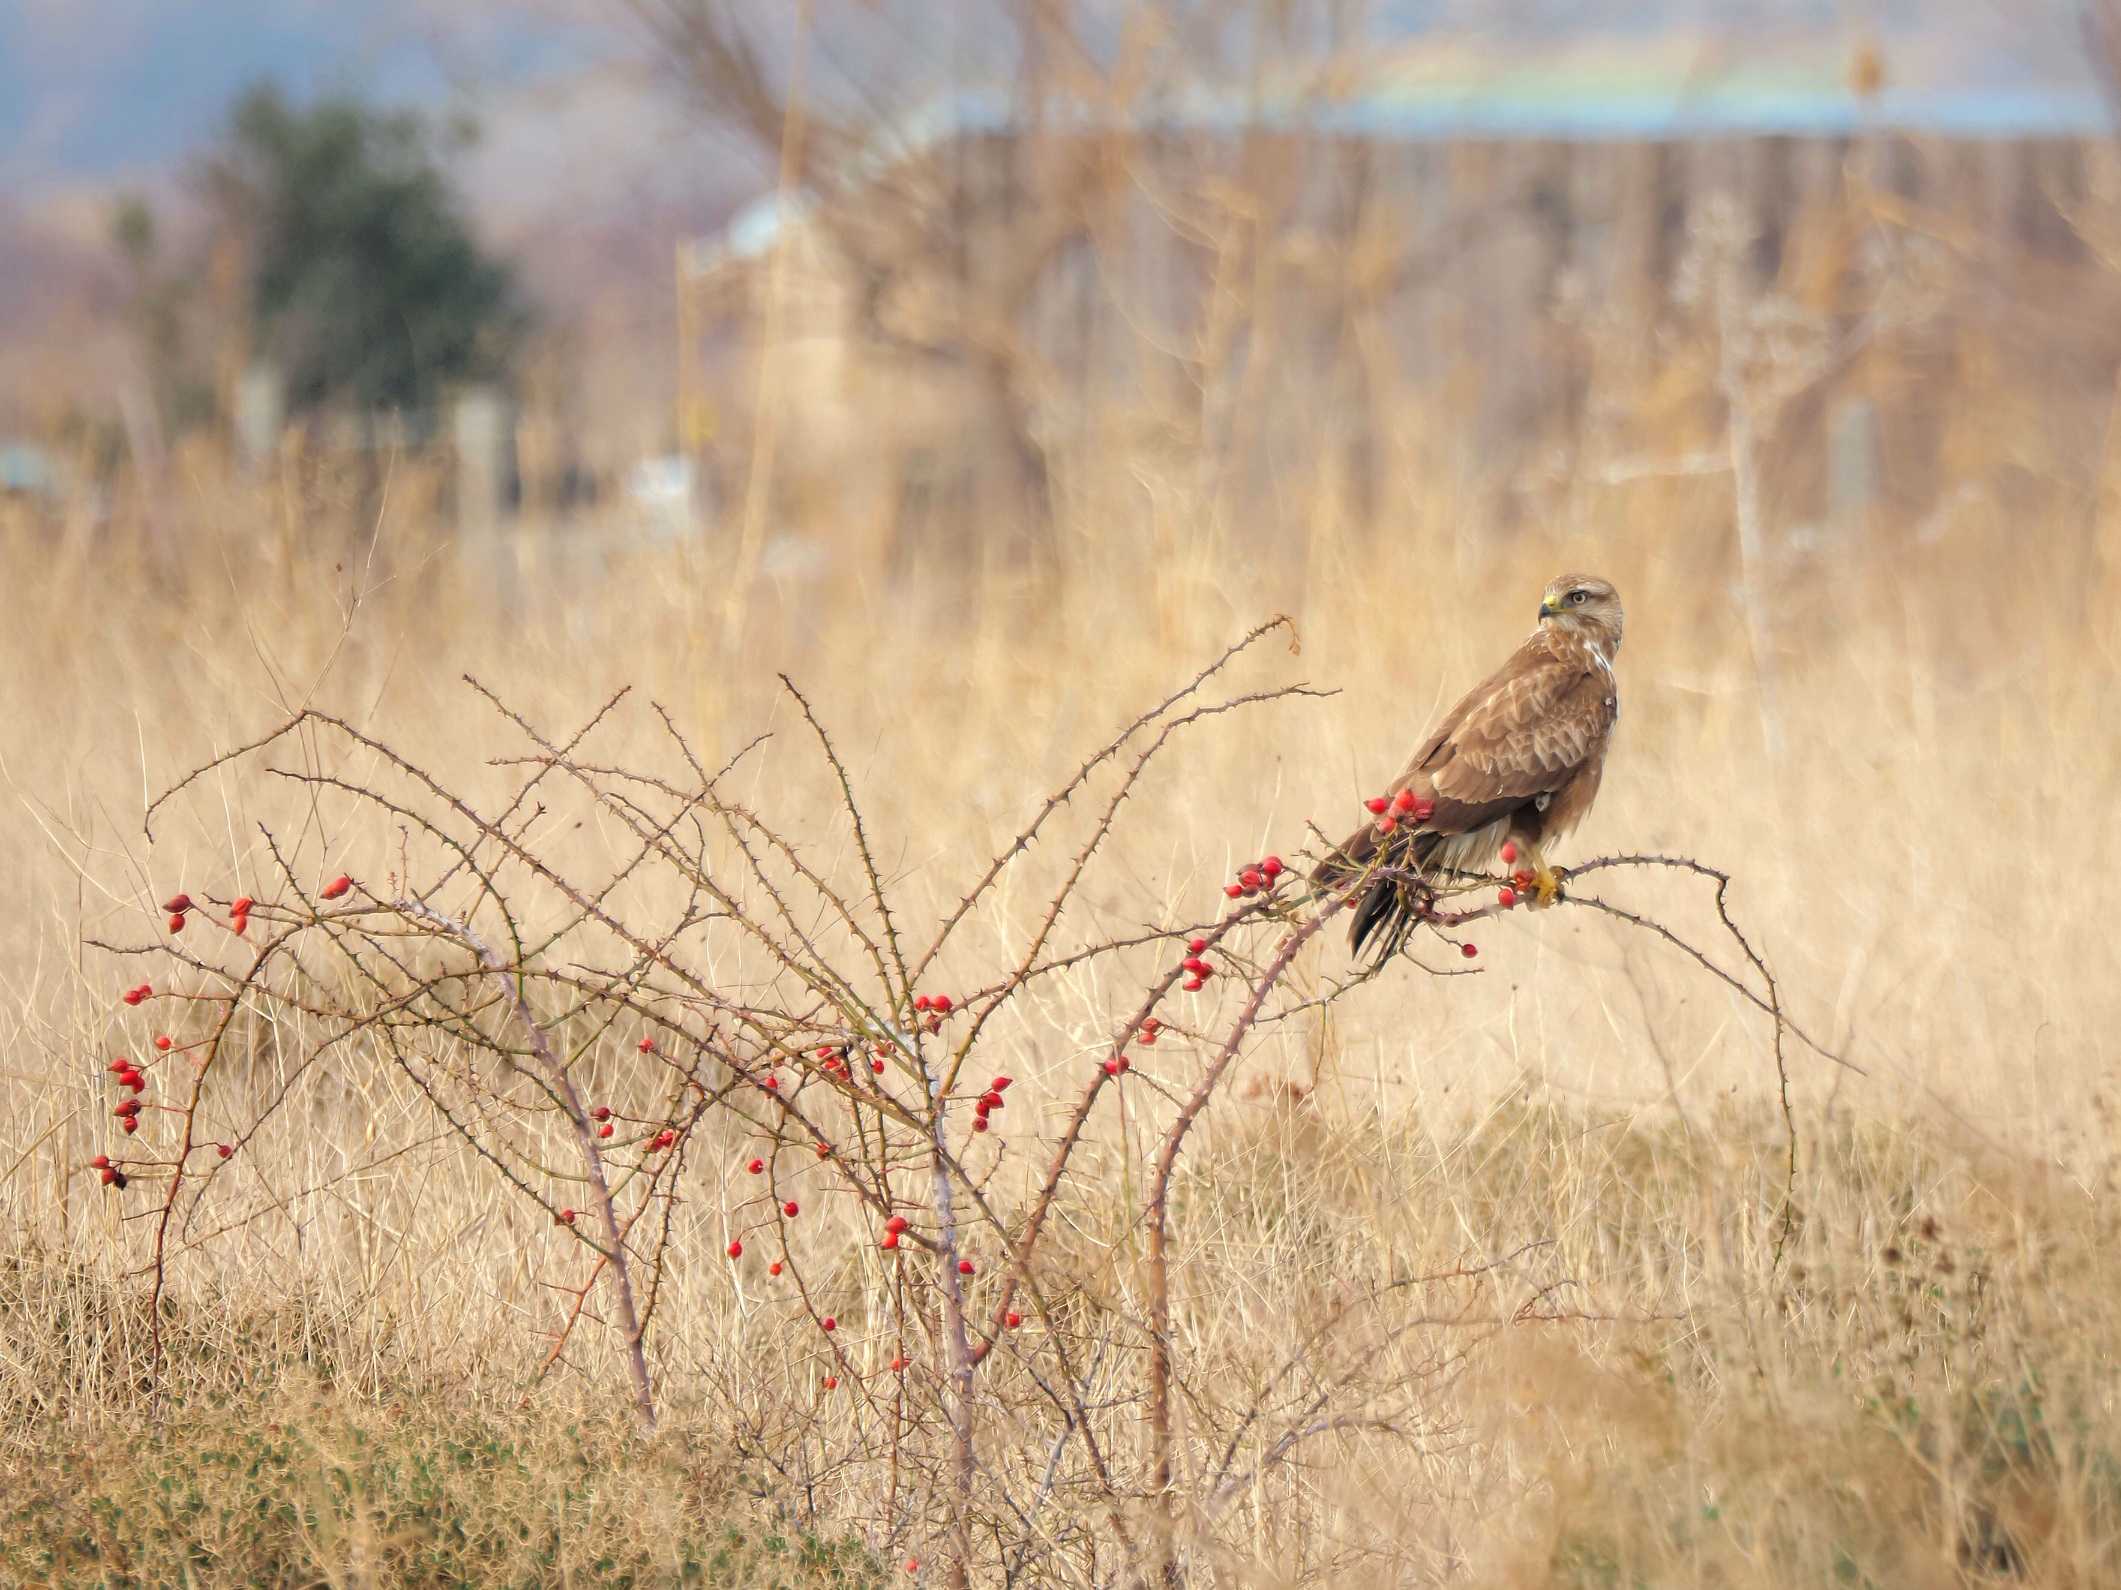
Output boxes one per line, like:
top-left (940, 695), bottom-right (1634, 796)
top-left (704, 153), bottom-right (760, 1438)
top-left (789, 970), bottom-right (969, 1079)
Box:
top-left (105, 629), bottom-right (1820, 1582)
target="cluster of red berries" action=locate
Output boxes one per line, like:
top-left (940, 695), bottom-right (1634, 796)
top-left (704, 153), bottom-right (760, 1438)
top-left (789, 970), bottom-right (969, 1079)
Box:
top-left (592, 1105), bottom-right (615, 1139)
top-left (164, 891), bottom-right (261, 935)
top-left (810, 1047), bottom-right (861, 1085)
top-left (89, 1154), bottom-right (126, 1189)
top-left (1139, 1017), bottom-right (1163, 1046)
top-left (1363, 788), bottom-right (1436, 834)
top-left (969, 1075), bottom-right (1010, 1133)
top-left (121, 983), bottom-right (152, 1006)
top-left (1102, 1053), bottom-right (1130, 1076)
top-left (912, 993), bottom-right (956, 1033)
top-left (647, 1128), bottom-right (676, 1152)
top-left (108, 1055), bottom-right (148, 1133)
top-left (1496, 840), bottom-right (1538, 908)
top-left (1179, 935), bottom-right (1215, 992)
top-left (1221, 854), bottom-right (1285, 900)
top-left (881, 1213), bottom-right (909, 1249)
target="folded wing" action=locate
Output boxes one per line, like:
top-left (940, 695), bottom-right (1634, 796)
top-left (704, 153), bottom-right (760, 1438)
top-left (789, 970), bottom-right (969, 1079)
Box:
top-left (1415, 650), bottom-right (1614, 808)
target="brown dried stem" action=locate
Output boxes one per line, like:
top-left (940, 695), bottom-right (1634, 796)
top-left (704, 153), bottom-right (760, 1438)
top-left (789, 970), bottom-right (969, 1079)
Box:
top-left (393, 897), bottom-right (658, 1434)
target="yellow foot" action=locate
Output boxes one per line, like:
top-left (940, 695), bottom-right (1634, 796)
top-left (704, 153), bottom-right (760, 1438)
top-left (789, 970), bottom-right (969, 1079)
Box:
top-left (1531, 863), bottom-right (1563, 909)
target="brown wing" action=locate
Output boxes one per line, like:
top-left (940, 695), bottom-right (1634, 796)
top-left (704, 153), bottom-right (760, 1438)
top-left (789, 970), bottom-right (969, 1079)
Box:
top-left (1313, 638), bottom-right (1614, 886)
top-left (1414, 643), bottom-right (1615, 809)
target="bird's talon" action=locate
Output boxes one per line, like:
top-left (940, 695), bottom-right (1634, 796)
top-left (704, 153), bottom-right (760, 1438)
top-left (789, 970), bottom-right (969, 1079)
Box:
top-left (1532, 868), bottom-right (1563, 909)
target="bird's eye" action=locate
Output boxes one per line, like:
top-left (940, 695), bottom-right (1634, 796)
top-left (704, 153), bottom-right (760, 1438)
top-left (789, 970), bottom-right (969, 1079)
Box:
top-left (1568, 590), bottom-right (1587, 605)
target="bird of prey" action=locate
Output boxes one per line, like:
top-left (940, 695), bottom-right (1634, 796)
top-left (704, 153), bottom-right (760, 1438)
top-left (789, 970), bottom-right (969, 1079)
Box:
top-left (1314, 573), bottom-right (1624, 960)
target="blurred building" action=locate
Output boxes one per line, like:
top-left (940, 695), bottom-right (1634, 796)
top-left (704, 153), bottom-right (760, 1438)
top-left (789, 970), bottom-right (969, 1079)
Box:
top-left (680, 18), bottom-right (2121, 569)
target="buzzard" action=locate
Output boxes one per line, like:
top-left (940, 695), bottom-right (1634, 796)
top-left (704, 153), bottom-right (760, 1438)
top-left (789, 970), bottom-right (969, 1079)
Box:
top-left (1315, 574), bottom-right (1624, 960)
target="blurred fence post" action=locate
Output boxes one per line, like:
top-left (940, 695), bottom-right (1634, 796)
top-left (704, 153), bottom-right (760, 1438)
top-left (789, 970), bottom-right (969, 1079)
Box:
top-left (454, 386), bottom-right (515, 534)
top-left (234, 363), bottom-right (285, 479)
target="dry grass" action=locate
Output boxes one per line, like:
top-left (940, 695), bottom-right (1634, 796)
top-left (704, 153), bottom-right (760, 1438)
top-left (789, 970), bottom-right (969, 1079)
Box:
top-left (0, 1351), bottom-right (875, 1587)
top-left (4, 275), bottom-right (2121, 1586)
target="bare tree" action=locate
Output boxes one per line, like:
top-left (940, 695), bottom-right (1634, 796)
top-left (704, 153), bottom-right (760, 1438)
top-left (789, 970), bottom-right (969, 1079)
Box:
top-left (633, 0), bottom-right (1109, 584)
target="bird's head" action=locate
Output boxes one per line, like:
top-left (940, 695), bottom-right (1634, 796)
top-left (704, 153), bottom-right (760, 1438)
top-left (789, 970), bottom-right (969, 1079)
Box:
top-left (1537, 574), bottom-right (1624, 655)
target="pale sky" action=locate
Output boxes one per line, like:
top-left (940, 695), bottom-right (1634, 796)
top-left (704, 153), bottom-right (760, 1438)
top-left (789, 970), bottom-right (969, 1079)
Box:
top-left (0, 0), bottom-right (599, 191)
top-left (0, 0), bottom-right (2100, 197)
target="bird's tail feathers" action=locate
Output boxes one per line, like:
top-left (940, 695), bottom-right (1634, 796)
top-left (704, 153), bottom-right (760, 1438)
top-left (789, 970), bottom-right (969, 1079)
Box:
top-left (1314, 824), bottom-right (1445, 962)
top-left (1308, 822), bottom-right (1379, 889)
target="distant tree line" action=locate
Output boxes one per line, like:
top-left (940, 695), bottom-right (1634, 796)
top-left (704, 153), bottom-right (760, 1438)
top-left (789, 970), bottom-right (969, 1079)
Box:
top-left (114, 83), bottom-right (526, 442)
top-left (210, 85), bottom-right (526, 422)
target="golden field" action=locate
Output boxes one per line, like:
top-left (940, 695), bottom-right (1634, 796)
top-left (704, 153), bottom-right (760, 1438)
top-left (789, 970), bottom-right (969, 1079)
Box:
top-left (0, 426), bottom-right (2113, 1588)
top-left (5, 205), bottom-right (2121, 1583)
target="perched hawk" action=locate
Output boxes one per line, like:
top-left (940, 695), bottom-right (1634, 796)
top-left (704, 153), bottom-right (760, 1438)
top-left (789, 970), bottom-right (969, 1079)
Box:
top-left (1315, 574), bottom-right (1624, 960)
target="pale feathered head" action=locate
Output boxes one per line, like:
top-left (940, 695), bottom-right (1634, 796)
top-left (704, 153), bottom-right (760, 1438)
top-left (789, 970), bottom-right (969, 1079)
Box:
top-left (1537, 573), bottom-right (1624, 654)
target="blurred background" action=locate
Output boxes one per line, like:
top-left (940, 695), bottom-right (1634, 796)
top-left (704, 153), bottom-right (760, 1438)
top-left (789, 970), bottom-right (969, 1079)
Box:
top-left (13, 5), bottom-right (2121, 1580)
top-left (6, 0), bottom-right (2121, 1140)
top-left (8, 0), bottom-right (2119, 577)
top-left (7, 0), bottom-right (2121, 1129)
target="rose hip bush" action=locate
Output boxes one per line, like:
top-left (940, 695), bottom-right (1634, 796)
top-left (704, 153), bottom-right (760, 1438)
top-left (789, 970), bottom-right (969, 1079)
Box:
top-left (91, 621), bottom-right (1805, 1586)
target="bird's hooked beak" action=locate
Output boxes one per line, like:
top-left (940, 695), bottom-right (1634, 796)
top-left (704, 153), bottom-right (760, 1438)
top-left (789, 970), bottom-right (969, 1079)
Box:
top-left (1537, 597), bottom-right (1560, 621)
